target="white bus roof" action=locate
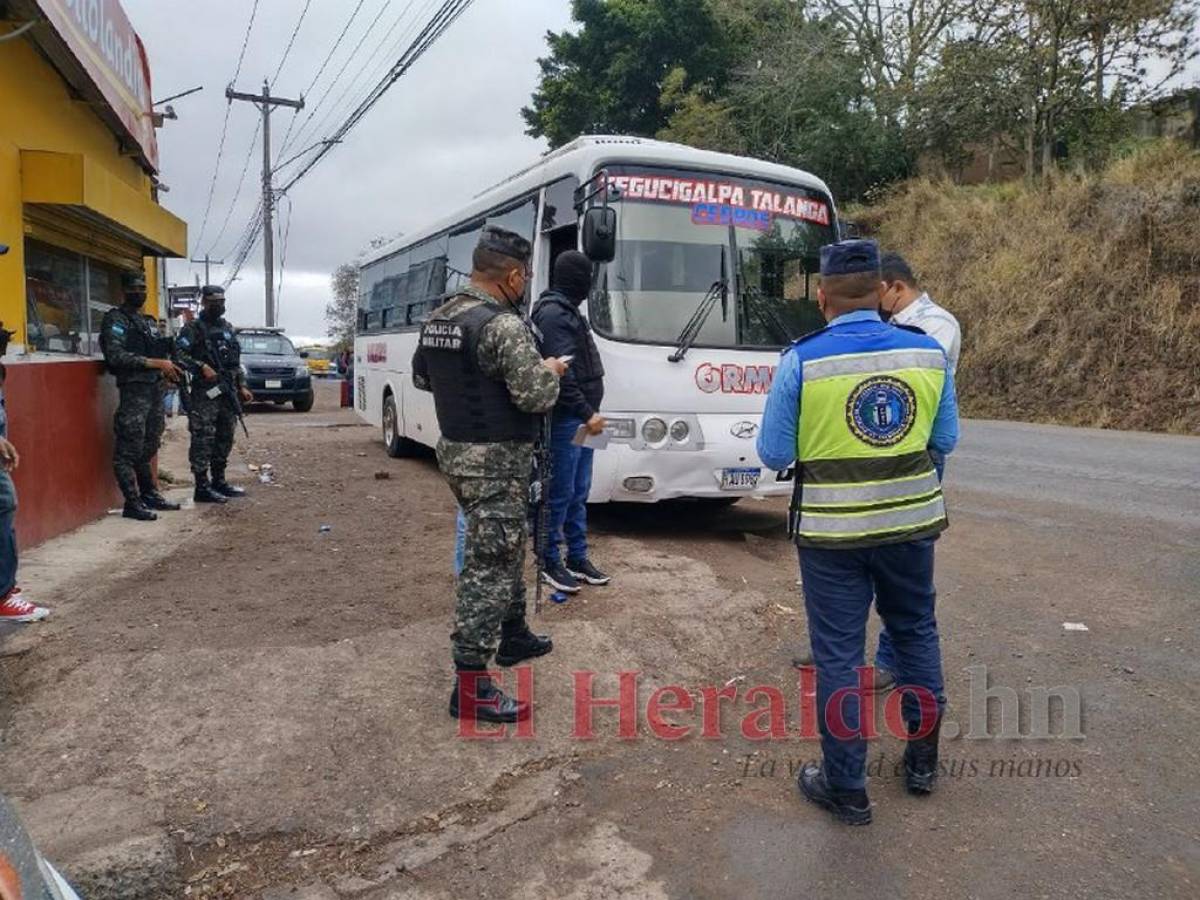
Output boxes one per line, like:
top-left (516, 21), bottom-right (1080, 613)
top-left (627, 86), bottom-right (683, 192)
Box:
top-left (361, 135), bottom-right (834, 269)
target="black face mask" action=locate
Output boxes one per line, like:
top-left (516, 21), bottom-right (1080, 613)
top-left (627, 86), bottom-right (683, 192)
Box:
top-left (124, 293), bottom-right (147, 309)
top-left (203, 303), bottom-right (226, 320)
top-left (878, 303), bottom-right (894, 323)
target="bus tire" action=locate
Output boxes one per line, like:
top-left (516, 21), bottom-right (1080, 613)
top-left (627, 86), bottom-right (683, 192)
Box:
top-left (382, 393), bottom-right (418, 458)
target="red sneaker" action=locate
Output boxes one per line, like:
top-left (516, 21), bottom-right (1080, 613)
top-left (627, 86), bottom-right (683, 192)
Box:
top-left (0, 593), bottom-right (49, 623)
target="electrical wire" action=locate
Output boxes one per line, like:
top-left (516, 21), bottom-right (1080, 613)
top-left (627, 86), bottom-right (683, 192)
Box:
top-left (272, 0), bottom-right (315, 86)
top-left (206, 118), bottom-right (261, 259)
top-left (193, 0), bottom-right (262, 265)
top-left (275, 195), bottom-right (293, 309)
top-left (281, 0), bottom-right (476, 194)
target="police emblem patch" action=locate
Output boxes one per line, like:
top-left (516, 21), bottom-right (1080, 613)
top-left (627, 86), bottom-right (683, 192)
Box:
top-left (846, 376), bottom-right (917, 447)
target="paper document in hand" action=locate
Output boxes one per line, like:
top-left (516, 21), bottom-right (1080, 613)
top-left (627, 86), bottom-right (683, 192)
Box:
top-left (572, 425), bottom-right (611, 449)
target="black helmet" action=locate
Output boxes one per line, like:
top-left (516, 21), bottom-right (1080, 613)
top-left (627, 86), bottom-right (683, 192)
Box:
top-left (121, 271), bottom-right (148, 294)
top-left (201, 284), bottom-right (226, 300)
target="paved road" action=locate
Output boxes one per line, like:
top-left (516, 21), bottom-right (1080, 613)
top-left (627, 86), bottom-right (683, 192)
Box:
top-left (952, 419), bottom-right (1200, 527)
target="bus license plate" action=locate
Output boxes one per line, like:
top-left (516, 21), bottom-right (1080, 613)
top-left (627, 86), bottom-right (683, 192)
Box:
top-left (265, 379), bottom-right (282, 389)
top-left (721, 467), bottom-right (761, 490)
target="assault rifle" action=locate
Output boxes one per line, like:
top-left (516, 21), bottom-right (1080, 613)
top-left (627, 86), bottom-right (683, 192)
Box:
top-left (204, 328), bottom-right (250, 439)
top-left (531, 413), bottom-right (552, 614)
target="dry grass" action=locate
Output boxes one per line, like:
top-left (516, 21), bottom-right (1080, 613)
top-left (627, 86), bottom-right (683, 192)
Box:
top-left (858, 141), bottom-right (1200, 434)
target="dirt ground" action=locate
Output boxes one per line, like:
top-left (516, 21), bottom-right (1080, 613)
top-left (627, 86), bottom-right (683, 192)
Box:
top-left (1, 381), bottom-right (1197, 899)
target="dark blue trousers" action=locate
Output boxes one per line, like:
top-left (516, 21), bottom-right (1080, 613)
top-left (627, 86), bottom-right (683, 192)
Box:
top-left (544, 415), bottom-right (594, 567)
top-left (0, 470), bottom-right (17, 598)
top-left (800, 538), bottom-right (945, 791)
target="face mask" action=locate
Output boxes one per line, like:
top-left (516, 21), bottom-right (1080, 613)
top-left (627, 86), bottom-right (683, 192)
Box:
top-left (125, 293), bottom-right (147, 309)
top-left (203, 303), bottom-right (226, 320)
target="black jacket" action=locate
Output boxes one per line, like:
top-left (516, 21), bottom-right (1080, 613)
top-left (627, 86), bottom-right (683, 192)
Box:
top-left (532, 290), bottom-right (605, 421)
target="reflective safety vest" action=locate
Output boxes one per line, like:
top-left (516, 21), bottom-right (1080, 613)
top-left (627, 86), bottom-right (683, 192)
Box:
top-left (794, 347), bottom-right (948, 548)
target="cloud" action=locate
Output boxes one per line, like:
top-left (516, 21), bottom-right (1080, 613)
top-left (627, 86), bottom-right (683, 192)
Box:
top-left (126, 0), bottom-right (573, 337)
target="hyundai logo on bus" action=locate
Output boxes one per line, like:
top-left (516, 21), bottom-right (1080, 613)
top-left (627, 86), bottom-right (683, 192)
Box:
top-left (731, 421), bottom-right (759, 440)
top-left (695, 362), bottom-right (777, 395)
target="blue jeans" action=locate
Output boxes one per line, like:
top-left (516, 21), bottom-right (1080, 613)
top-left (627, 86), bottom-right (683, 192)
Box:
top-left (453, 507), bottom-right (466, 577)
top-left (0, 471), bottom-right (18, 597)
top-left (800, 539), bottom-right (946, 791)
top-left (544, 416), bottom-right (594, 567)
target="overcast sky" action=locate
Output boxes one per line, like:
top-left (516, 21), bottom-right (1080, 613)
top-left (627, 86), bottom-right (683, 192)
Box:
top-left (125, 0), bottom-right (573, 343)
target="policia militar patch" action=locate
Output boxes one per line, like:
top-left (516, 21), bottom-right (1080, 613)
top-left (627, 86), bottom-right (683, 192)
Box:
top-left (846, 376), bottom-right (918, 448)
top-left (420, 321), bottom-right (465, 351)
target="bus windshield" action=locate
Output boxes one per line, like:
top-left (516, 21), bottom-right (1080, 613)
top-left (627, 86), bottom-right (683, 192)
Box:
top-left (590, 169), bottom-right (837, 350)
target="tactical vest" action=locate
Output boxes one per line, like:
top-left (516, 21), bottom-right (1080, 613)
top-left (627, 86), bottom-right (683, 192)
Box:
top-left (794, 346), bottom-right (948, 548)
top-left (100, 308), bottom-right (162, 382)
top-left (418, 303), bottom-right (537, 443)
top-left (193, 318), bottom-right (241, 373)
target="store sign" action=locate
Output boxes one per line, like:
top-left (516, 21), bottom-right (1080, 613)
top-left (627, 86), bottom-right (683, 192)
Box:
top-left (609, 173), bottom-right (831, 226)
top-left (35, 0), bottom-right (159, 170)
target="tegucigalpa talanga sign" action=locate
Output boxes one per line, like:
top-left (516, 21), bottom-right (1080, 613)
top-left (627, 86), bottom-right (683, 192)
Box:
top-left (34, 0), bottom-right (159, 170)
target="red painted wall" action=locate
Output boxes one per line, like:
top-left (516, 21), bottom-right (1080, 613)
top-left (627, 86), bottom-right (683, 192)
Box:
top-left (5, 359), bottom-right (121, 547)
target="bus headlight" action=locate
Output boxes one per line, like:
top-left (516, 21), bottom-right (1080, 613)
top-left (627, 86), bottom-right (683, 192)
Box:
top-left (669, 420), bottom-right (690, 443)
top-left (642, 417), bottom-right (668, 444)
top-left (606, 418), bottom-right (636, 440)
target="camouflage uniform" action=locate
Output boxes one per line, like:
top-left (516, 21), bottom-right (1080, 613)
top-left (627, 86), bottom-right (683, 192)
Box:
top-left (414, 285), bottom-right (560, 667)
top-left (176, 316), bottom-right (245, 483)
top-left (100, 306), bottom-right (169, 504)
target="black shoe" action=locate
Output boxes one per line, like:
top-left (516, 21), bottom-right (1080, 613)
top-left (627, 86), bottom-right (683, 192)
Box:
top-left (141, 491), bottom-right (181, 512)
top-left (194, 483), bottom-right (228, 504)
top-left (448, 668), bottom-right (530, 723)
top-left (122, 502), bottom-right (158, 522)
top-left (566, 558), bottom-right (611, 586)
top-left (495, 621), bottom-right (554, 667)
top-left (797, 764), bottom-right (872, 825)
top-left (211, 481), bottom-right (246, 498)
top-left (541, 563), bottom-right (581, 594)
top-left (903, 715), bottom-right (943, 795)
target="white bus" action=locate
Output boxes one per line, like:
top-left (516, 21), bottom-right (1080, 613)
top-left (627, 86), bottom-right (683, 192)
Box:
top-left (354, 135), bottom-right (840, 503)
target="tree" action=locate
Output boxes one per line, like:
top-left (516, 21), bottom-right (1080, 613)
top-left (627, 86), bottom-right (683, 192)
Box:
top-left (522, 0), bottom-right (733, 147)
top-left (325, 263), bottom-right (359, 348)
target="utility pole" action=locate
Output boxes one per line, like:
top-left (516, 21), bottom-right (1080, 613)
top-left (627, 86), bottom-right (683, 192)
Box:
top-left (189, 254), bottom-right (224, 285)
top-left (226, 80), bottom-right (304, 328)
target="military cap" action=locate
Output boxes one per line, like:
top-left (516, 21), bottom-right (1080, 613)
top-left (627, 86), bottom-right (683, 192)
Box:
top-left (201, 284), bottom-right (226, 299)
top-left (121, 271), bottom-right (148, 293)
top-left (820, 239), bottom-right (881, 277)
top-left (477, 226), bottom-right (532, 264)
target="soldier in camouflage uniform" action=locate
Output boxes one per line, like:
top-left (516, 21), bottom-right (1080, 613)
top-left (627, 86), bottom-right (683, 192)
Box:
top-left (413, 226), bottom-right (566, 724)
top-left (100, 272), bottom-right (184, 521)
top-left (175, 286), bottom-right (254, 504)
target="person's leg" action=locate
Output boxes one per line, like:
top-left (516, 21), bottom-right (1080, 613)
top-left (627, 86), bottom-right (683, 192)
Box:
top-left (113, 384), bottom-right (149, 504)
top-left (137, 385), bottom-right (167, 497)
top-left (870, 538), bottom-right (945, 727)
top-left (453, 507), bottom-right (467, 577)
top-left (799, 546), bottom-right (874, 791)
top-left (188, 394), bottom-right (217, 482)
top-left (564, 445), bottom-right (594, 564)
top-left (210, 406), bottom-right (236, 485)
top-left (873, 627), bottom-right (897, 678)
top-left (542, 417), bottom-right (582, 581)
top-left (0, 471), bottom-right (18, 598)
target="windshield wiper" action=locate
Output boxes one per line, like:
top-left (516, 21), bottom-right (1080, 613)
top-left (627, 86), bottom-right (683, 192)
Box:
top-left (668, 247), bottom-right (728, 363)
top-left (741, 283), bottom-right (796, 345)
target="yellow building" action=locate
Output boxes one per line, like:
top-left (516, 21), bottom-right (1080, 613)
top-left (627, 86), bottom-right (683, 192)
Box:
top-left (1, 1), bottom-right (186, 546)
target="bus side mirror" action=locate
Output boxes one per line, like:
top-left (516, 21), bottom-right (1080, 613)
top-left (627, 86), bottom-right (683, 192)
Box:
top-left (582, 207), bottom-right (617, 263)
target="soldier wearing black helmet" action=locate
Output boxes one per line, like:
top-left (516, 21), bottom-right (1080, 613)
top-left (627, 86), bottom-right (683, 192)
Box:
top-left (99, 271), bottom-right (185, 521)
top-left (175, 286), bottom-right (253, 503)
top-left (412, 226), bottom-right (566, 725)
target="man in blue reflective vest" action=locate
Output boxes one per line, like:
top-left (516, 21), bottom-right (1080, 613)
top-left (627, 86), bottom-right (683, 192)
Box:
top-left (758, 239), bottom-right (959, 825)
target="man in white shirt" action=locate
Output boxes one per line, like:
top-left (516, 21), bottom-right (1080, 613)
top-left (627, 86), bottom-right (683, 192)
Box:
top-left (871, 251), bottom-right (962, 688)
top-left (879, 253), bottom-right (961, 374)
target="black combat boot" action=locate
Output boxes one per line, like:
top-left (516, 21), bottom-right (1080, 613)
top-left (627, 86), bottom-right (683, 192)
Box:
top-left (193, 476), bottom-right (228, 504)
top-left (797, 764), bottom-right (872, 825)
top-left (122, 501), bottom-right (158, 522)
top-left (210, 471), bottom-right (245, 498)
top-left (448, 665), bottom-right (530, 723)
top-left (495, 619), bottom-right (553, 667)
top-left (140, 490), bottom-right (181, 512)
top-left (903, 714), bottom-right (943, 796)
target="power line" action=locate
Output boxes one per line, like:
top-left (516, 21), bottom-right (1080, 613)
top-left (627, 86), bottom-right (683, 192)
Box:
top-left (272, 0), bottom-right (315, 86)
top-left (276, 195), bottom-right (294, 311)
top-left (192, 0), bottom-right (262, 257)
top-left (275, 0), bottom-right (373, 162)
top-left (277, 0), bottom-right (406, 162)
top-left (207, 118), bottom-right (262, 258)
top-left (281, 0), bottom-right (476, 194)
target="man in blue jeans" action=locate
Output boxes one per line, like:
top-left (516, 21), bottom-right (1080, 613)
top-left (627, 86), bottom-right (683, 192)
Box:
top-left (532, 251), bottom-right (610, 593)
top-left (0, 362), bottom-right (50, 623)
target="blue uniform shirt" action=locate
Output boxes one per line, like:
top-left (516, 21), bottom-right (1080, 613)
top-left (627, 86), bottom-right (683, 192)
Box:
top-left (757, 310), bottom-right (959, 472)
